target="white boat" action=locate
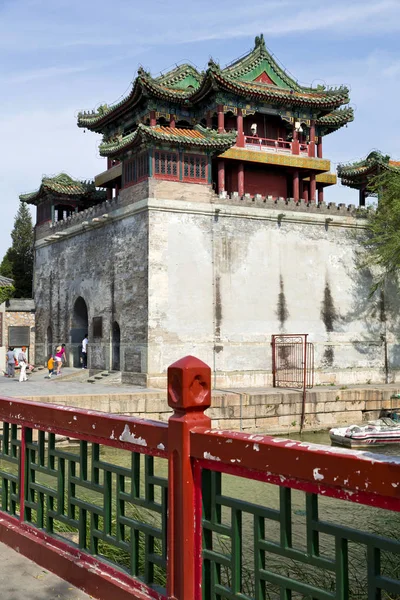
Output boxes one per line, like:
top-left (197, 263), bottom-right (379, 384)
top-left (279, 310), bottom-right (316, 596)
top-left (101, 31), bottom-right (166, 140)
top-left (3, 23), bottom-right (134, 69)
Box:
top-left (329, 417), bottom-right (400, 448)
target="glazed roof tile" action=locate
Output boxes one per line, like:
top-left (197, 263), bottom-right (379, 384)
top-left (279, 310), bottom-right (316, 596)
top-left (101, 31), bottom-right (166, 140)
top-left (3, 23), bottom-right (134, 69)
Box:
top-left (99, 124), bottom-right (237, 157)
top-left (0, 275), bottom-right (14, 287)
top-left (78, 35), bottom-right (350, 133)
top-left (20, 173), bottom-right (106, 205)
top-left (337, 151), bottom-right (400, 189)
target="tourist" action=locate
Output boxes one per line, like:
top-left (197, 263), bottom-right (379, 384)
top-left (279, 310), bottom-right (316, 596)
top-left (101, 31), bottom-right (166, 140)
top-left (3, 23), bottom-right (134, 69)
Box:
top-left (6, 347), bottom-right (16, 378)
top-left (18, 347), bottom-right (28, 382)
top-left (61, 343), bottom-right (67, 366)
top-left (47, 355), bottom-right (55, 378)
top-left (54, 345), bottom-right (64, 375)
top-left (81, 334), bottom-right (88, 369)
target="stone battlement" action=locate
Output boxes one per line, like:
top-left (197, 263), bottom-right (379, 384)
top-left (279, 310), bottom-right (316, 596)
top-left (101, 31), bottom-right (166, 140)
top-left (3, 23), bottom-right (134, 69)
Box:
top-left (36, 182), bottom-right (371, 242)
top-left (49, 195), bottom-right (121, 233)
top-left (214, 192), bottom-right (360, 217)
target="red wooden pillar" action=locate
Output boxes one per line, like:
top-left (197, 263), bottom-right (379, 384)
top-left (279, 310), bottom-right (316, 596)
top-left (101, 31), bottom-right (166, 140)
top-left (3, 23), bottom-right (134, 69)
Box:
top-left (167, 356), bottom-right (211, 600)
top-left (318, 184), bottom-right (324, 204)
top-left (206, 112), bottom-right (212, 129)
top-left (303, 182), bottom-right (309, 203)
top-left (292, 126), bottom-right (300, 155)
top-left (308, 120), bottom-right (316, 157)
top-left (218, 160), bottom-right (225, 194)
top-left (106, 188), bottom-right (112, 200)
top-left (293, 170), bottom-right (299, 201)
top-left (238, 162), bottom-right (244, 196)
top-left (150, 110), bottom-right (156, 126)
top-left (317, 136), bottom-right (323, 159)
top-left (115, 183), bottom-right (119, 198)
top-left (359, 186), bottom-right (366, 206)
top-left (236, 108), bottom-right (244, 147)
top-left (169, 114), bottom-right (176, 128)
top-left (310, 173), bottom-right (316, 202)
top-left (217, 105), bottom-right (224, 133)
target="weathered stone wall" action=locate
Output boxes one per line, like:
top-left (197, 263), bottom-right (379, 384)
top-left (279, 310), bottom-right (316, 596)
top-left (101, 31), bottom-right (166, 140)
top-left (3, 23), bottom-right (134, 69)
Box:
top-left (34, 206), bottom-right (148, 382)
top-left (146, 194), bottom-right (399, 388)
top-left (33, 179), bottom-right (399, 387)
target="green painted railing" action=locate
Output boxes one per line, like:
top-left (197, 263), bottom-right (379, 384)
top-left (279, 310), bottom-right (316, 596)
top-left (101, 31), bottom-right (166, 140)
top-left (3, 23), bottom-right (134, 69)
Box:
top-left (0, 356), bottom-right (399, 600)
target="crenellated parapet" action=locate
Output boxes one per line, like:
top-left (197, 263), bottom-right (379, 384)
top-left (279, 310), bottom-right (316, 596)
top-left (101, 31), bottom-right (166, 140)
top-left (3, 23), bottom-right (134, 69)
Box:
top-left (214, 192), bottom-right (362, 217)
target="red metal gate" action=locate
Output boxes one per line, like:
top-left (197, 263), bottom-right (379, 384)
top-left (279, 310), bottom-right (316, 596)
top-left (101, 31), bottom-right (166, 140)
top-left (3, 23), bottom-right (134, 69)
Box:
top-left (271, 334), bottom-right (314, 390)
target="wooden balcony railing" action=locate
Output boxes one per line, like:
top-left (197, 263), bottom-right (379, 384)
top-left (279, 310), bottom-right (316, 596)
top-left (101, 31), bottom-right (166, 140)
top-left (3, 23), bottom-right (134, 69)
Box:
top-left (244, 136), bottom-right (312, 157)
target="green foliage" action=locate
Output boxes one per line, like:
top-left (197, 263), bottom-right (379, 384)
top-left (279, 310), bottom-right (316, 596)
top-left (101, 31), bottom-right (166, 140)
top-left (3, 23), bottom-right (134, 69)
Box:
top-left (363, 170), bottom-right (400, 292)
top-left (0, 285), bottom-right (15, 304)
top-left (0, 248), bottom-right (14, 279)
top-left (0, 204), bottom-right (34, 297)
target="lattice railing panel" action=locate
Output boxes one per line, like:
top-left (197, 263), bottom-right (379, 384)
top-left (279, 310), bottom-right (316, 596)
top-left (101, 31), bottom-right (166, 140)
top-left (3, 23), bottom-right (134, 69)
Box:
top-left (0, 422), bottom-right (20, 517)
top-left (23, 428), bottom-right (168, 590)
top-left (202, 470), bottom-right (400, 600)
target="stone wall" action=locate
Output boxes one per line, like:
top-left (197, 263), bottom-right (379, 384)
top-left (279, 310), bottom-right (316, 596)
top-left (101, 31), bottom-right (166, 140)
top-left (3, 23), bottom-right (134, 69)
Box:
top-left (3, 301), bottom-right (35, 365)
top-left (34, 207), bottom-right (148, 382)
top-left (33, 178), bottom-right (398, 387)
top-left (16, 385), bottom-right (400, 435)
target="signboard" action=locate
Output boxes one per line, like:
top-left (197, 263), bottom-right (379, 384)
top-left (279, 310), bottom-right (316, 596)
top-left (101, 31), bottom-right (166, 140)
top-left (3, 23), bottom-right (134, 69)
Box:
top-left (9, 326), bottom-right (30, 347)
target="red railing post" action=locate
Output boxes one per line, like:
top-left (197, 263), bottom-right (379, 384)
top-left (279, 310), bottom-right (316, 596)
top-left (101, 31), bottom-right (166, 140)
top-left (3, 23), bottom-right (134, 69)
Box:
top-left (167, 356), bottom-right (212, 600)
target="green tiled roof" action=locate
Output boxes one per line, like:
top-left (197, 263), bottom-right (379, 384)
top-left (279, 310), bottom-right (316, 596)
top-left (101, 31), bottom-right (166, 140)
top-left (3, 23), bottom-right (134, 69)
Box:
top-left (155, 63), bottom-right (202, 90)
top-left (190, 62), bottom-right (349, 108)
top-left (77, 35), bottom-right (351, 133)
top-left (0, 275), bottom-right (14, 287)
top-left (99, 124), bottom-right (237, 158)
top-left (20, 173), bottom-right (106, 205)
top-left (316, 107), bottom-right (354, 134)
top-left (337, 151), bottom-right (400, 189)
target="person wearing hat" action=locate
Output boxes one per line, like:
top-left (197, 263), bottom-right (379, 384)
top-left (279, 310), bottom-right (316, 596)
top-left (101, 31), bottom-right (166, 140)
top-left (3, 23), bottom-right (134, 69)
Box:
top-left (18, 347), bottom-right (28, 382)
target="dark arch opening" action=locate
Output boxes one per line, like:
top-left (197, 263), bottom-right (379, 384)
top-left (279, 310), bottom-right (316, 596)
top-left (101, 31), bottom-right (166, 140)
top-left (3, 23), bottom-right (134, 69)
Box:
top-left (70, 297), bottom-right (88, 367)
top-left (112, 321), bottom-right (121, 371)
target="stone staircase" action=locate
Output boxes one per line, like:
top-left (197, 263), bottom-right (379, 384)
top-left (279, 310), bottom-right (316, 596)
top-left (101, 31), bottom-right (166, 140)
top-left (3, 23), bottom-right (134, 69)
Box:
top-left (87, 371), bottom-right (122, 385)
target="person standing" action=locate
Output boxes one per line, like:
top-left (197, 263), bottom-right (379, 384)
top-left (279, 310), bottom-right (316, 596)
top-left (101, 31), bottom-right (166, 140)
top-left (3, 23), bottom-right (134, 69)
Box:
top-left (18, 347), bottom-right (28, 382)
top-left (81, 334), bottom-right (88, 369)
top-left (6, 347), bottom-right (16, 378)
top-left (54, 345), bottom-right (64, 375)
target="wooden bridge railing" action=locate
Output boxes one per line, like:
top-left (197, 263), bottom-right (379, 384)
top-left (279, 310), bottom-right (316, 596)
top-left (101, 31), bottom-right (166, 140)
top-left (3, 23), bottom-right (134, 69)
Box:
top-left (0, 356), bottom-right (399, 599)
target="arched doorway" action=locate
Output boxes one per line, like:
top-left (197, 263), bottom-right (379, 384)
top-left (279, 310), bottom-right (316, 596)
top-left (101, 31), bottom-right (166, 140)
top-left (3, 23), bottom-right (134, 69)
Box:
top-left (70, 297), bottom-right (88, 367)
top-left (46, 326), bottom-right (53, 359)
top-left (112, 321), bottom-right (120, 371)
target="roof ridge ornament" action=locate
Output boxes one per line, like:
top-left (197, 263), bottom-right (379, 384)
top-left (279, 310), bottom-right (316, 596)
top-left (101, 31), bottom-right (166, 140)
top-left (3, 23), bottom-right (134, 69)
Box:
top-left (254, 33), bottom-right (266, 50)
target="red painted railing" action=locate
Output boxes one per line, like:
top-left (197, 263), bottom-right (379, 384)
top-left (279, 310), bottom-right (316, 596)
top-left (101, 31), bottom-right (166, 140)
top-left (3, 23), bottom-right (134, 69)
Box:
top-left (0, 356), bottom-right (400, 599)
top-left (244, 136), bottom-right (310, 156)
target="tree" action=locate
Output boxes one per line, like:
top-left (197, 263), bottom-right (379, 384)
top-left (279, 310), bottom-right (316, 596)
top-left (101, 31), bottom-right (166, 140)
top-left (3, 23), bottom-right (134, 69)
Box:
top-left (363, 170), bottom-right (400, 292)
top-left (0, 203), bottom-right (34, 297)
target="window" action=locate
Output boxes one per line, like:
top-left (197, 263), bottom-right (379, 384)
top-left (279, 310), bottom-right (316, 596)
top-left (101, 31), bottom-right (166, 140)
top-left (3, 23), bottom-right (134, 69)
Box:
top-left (154, 151), bottom-right (178, 179)
top-left (183, 154), bottom-right (207, 182)
top-left (92, 317), bottom-right (103, 338)
top-left (123, 152), bottom-right (149, 187)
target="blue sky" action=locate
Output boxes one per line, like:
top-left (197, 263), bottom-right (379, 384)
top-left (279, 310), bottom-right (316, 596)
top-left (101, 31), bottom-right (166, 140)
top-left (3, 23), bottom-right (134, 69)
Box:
top-left (1, 0), bottom-right (400, 258)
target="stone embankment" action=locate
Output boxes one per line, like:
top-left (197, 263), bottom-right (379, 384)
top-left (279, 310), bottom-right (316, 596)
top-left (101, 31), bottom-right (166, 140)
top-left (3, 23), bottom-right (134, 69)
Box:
top-left (18, 384), bottom-right (400, 435)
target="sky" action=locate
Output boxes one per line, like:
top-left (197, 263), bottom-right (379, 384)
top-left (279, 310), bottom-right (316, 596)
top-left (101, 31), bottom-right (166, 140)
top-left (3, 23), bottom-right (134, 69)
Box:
top-left (1, 0), bottom-right (400, 257)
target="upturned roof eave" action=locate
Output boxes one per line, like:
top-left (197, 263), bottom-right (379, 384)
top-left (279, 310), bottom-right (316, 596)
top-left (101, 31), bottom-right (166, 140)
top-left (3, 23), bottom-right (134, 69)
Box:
top-left (190, 69), bottom-right (349, 110)
top-left (99, 124), bottom-right (237, 158)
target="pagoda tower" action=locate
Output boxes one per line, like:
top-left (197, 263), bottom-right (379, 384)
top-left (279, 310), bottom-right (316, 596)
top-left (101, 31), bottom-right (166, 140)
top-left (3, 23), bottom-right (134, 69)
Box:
top-left (337, 151), bottom-right (400, 205)
top-left (78, 34), bottom-right (353, 205)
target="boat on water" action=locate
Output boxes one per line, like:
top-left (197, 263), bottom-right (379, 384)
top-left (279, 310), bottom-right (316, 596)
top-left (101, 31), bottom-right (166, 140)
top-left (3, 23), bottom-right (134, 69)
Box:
top-left (330, 417), bottom-right (400, 448)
